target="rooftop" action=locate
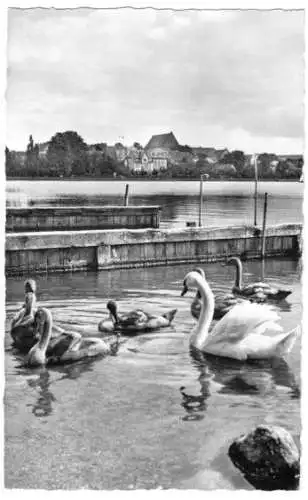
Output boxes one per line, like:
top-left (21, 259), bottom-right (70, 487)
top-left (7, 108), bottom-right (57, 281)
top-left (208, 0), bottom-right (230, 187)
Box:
top-left (145, 131), bottom-right (179, 151)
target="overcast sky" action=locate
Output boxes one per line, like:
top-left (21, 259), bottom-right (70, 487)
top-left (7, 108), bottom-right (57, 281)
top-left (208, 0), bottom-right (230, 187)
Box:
top-left (6, 8), bottom-right (304, 154)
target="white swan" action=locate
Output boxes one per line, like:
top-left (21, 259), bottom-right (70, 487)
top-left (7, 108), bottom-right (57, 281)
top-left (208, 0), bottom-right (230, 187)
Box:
top-left (181, 271), bottom-right (299, 360)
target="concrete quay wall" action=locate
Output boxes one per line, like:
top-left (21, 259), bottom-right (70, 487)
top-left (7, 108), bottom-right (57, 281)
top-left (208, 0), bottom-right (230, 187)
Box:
top-left (5, 223), bottom-right (302, 276)
top-left (6, 205), bottom-right (161, 232)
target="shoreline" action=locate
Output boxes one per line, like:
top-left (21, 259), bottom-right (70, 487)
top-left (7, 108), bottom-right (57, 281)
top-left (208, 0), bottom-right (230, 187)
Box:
top-left (6, 177), bottom-right (301, 183)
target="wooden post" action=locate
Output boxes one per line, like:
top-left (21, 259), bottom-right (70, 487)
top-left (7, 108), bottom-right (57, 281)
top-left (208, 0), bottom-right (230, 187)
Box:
top-left (254, 154), bottom-right (258, 226)
top-left (261, 192), bottom-right (268, 259)
top-left (199, 175), bottom-right (204, 227)
top-left (124, 184), bottom-right (129, 206)
top-left (260, 257), bottom-right (265, 281)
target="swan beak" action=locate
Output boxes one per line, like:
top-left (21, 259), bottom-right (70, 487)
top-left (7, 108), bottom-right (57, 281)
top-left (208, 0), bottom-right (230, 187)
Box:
top-left (181, 284), bottom-right (189, 297)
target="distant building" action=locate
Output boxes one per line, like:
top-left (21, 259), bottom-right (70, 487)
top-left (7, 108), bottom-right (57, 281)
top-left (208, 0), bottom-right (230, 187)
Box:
top-left (37, 142), bottom-right (49, 157)
top-left (191, 147), bottom-right (229, 164)
top-left (152, 155), bottom-right (168, 171)
top-left (192, 147), bottom-right (216, 158)
top-left (145, 131), bottom-right (193, 166)
top-left (13, 151), bottom-right (27, 165)
top-left (215, 149), bottom-right (229, 161)
top-left (145, 131), bottom-right (179, 151)
top-left (270, 160), bottom-right (279, 168)
top-left (124, 150), bottom-right (167, 174)
top-left (277, 154), bottom-right (303, 162)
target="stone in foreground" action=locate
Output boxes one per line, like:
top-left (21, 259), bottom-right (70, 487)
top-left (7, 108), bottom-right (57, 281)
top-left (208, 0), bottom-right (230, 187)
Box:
top-left (228, 425), bottom-right (300, 490)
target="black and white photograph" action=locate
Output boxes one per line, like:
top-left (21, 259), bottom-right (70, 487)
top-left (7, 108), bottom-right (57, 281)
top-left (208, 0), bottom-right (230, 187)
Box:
top-left (2, 0), bottom-right (305, 492)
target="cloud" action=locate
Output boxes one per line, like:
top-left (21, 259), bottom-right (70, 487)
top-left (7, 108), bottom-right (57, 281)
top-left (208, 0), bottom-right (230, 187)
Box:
top-left (6, 8), bottom-right (304, 153)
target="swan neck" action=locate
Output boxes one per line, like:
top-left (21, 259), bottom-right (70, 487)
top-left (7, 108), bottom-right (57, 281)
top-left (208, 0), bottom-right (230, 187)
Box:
top-left (191, 279), bottom-right (215, 350)
top-left (38, 314), bottom-right (52, 352)
top-left (24, 292), bottom-right (36, 315)
top-left (111, 312), bottom-right (120, 324)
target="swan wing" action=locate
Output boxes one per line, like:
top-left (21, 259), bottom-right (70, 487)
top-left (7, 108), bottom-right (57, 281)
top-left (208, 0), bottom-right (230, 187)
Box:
top-left (119, 310), bottom-right (148, 327)
top-left (242, 283), bottom-right (271, 295)
top-left (208, 301), bottom-right (282, 343)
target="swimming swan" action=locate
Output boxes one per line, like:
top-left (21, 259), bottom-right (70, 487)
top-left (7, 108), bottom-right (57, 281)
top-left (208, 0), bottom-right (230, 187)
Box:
top-left (98, 300), bottom-right (177, 335)
top-left (181, 271), bottom-right (299, 360)
top-left (191, 268), bottom-right (247, 320)
top-left (10, 279), bottom-right (65, 352)
top-left (27, 308), bottom-right (120, 367)
top-left (226, 257), bottom-right (292, 301)
top-left (10, 279), bottom-right (38, 351)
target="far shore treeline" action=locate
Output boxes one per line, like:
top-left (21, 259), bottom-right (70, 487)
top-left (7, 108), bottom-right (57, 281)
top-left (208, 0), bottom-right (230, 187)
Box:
top-left (6, 131), bottom-right (303, 181)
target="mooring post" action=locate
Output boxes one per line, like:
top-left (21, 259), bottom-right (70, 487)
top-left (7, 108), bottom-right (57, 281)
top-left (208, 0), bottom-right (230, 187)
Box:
top-left (124, 184), bottom-right (130, 206)
top-left (254, 154), bottom-right (258, 226)
top-left (260, 257), bottom-right (265, 281)
top-left (199, 175), bottom-right (203, 227)
top-left (198, 174), bottom-right (208, 227)
top-left (261, 192), bottom-right (268, 259)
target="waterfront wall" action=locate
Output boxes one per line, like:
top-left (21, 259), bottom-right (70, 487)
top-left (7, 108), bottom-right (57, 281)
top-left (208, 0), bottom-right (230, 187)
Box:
top-left (5, 223), bottom-right (302, 275)
top-left (6, 205), bottom-right (161, 232)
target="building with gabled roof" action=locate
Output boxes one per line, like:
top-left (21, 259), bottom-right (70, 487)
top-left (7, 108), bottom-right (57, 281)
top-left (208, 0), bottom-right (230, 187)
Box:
top-left (145, 131), bottom-right (179, 151)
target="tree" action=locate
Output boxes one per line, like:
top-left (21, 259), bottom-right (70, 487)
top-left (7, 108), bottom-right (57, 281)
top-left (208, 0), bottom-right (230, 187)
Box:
top-left (26, 135), bottom-right (34, 154)
top-left (257, 153), bottom-right (279, 178)
top-left (215, 163), bottom-right (237, 178)
top-left (5, 146), bottom-right (12, 177)
top-left (179, 144), bottom-right (193, 153)
top-left (133, 142), bottom-right (143, 150)
top-left (222, 150), bottom-right (245, 175)
top-left (25, 135), bottom-right (39, 176)
top-left (47, 131), bottom-right (89, 177)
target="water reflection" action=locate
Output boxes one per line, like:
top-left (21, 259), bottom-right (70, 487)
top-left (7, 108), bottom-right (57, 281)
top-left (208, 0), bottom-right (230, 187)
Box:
top-left (26, 369), bottom-right (55, 417)
top-left (179, 348), bottom-right (212, 422)
top-left (180, 347), bottom-right (300, 422)
top-left (17, 358), bottom-right (100, 418)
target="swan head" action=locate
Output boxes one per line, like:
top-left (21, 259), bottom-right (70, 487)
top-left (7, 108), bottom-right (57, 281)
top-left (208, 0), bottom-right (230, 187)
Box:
top-left (192, 268), bottom-right (205, 298)
top-left (192, 267), bottom-right (205, 278)
top-left (181, 271), bottom-right (207, 297)
top-left (24, 279), bottom-right (37, 294)
top-left (106, 300), bottom-right (119, 324)
top-left (225, 256), bottom-right (241, 267)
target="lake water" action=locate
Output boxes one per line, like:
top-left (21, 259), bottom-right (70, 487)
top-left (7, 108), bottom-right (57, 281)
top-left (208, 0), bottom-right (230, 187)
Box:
top-left (6, 180), bottom-right (303, 228)
top-left (5, 257), bottom-right (301, 489)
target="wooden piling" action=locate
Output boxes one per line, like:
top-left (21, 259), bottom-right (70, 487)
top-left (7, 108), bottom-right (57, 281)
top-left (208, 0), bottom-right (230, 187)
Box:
top-left (261, 192), bottom-right (268, 259)
top-left (254, 155), bottom-right (258, 227)
top-left (198, 174), bottom-right (208, 227)
top-left (124, 184), bottom-right (130, 206)
top-left (198, 175), bottom-right (204, 227)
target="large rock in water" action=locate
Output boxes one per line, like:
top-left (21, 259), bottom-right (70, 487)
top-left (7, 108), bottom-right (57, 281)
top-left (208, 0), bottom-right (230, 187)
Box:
top-left (228, 425), bottom-right (300, 490)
